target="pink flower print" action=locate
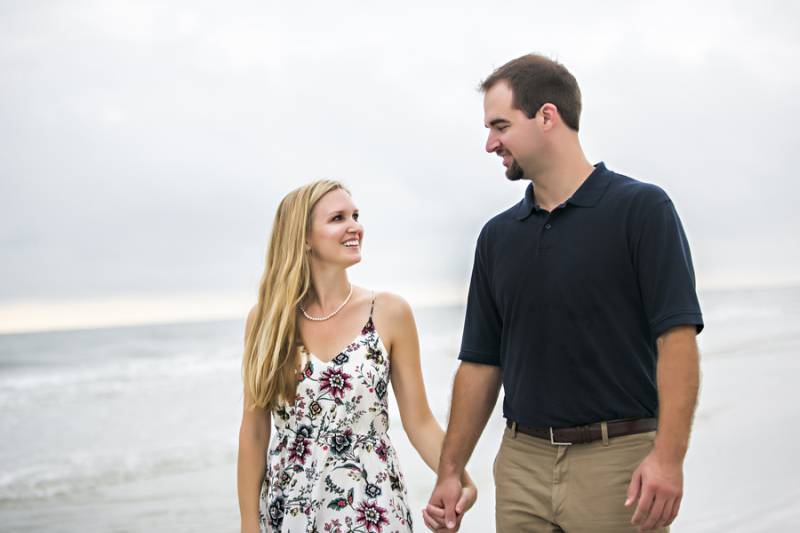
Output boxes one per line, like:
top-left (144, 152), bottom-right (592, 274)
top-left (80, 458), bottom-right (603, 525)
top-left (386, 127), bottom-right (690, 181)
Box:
top-left (319, 367), bottom-right (352, 399)
top-left (362, 319), bottom-right (376, 335)
top-left (288, 435), bottom-right (311, 464)
top-left (356, 500), bottom-right (389, 532)
top-left (375, 440), bottom-right (388, 462)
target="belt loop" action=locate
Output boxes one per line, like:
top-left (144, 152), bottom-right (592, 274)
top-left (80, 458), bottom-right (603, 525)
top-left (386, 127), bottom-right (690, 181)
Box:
top-left (601, 421), bottom-right (609, 446)
top-left (512, 421), bottom-right (518, 439)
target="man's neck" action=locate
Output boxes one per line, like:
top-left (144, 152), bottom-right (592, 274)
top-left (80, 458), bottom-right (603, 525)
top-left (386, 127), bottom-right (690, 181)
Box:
top-left (527, 153), bottom-right (594, 212)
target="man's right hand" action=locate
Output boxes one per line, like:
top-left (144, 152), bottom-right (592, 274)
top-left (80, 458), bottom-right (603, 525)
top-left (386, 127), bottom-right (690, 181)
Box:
top-left (424, 474), bottom-right (466, 532)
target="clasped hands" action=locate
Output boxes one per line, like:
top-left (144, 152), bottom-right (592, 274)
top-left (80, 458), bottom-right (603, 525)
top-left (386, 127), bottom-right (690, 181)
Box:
top-left (422, 475), bottom-right (476, 532)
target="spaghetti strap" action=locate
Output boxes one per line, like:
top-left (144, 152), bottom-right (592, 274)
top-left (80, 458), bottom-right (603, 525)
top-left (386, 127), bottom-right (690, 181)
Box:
top-left (368, 292), bottom-right (376, 319)
top-left (361, 292), bottom-right (378, 336)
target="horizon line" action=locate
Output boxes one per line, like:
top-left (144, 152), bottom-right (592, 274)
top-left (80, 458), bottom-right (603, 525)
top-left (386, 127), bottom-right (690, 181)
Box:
top-left (0, 278), bottom-right (797, 337)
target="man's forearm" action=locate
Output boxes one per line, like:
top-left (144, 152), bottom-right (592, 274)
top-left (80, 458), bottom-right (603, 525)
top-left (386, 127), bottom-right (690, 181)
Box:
top-left (438, 361), bottom-right (502, 478)
top-left (654, 325), bottom-right (701, 462)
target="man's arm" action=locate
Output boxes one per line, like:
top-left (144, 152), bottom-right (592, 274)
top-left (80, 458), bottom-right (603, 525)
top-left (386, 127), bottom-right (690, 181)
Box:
top-left (627, 325), bottom-right (701, 531)
top-left (426, 361), bottom-right (502, 530)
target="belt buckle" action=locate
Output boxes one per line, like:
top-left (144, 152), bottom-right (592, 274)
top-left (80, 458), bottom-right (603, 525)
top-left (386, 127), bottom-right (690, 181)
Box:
top-left (549, 427), bottom-right (572, 446)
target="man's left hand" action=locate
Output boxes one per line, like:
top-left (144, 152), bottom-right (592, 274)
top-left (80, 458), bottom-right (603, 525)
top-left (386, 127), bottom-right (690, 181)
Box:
top-left (625, 449), bottom-right (684, 531)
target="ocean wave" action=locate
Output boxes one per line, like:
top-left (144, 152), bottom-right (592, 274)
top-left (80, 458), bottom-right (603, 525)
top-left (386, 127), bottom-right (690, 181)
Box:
top-left (0, 443), bottom-right (236, 503)
top-left (0, 353), bottom-right (239, 407)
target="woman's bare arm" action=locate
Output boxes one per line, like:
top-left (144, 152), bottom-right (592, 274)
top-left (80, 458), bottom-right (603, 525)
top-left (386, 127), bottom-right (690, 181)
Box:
top-left (377, 294), bottom-right (476, 507)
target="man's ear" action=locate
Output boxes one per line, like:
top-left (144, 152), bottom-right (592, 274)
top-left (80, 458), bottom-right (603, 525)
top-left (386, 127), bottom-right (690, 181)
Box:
top-left (539, 103), bottom-right (559, 130)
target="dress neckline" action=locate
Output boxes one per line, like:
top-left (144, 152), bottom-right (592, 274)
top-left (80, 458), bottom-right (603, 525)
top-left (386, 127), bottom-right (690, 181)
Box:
top-left (301, 319), bottom-right (389, 367)
top-left (301, 321), bottom-right (370, 364)
top-left (300, 294), bottom-right (378, 364)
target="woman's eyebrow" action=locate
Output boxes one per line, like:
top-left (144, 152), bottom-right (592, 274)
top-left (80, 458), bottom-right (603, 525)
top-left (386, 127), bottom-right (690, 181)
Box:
top-left (327, 208), bottom-right (358, 216)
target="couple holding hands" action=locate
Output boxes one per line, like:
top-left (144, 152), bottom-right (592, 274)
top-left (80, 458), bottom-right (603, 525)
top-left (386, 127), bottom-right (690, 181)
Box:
top-left (237, 54), bottom-right (703, 533)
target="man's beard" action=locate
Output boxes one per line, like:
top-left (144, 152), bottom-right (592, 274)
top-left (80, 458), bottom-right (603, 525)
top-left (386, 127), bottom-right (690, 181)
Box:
top-left (505, 159), bottom-right (525, 181)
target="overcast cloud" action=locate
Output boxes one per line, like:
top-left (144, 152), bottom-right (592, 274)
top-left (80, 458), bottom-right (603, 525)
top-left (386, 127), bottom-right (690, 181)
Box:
top-left (1, 0), bottom-right (798, 332)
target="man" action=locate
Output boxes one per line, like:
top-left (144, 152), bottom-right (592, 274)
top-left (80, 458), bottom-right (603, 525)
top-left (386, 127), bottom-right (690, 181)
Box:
top-left (424, 54), bottom-right (703, 532)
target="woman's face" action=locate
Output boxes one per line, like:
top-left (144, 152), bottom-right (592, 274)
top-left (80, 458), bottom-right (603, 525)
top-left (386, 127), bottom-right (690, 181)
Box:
top-left (307, 188), bottom-right (363, 268)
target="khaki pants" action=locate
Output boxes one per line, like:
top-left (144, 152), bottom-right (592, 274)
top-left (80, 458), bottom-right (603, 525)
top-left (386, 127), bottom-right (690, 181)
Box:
top-left (494, 425), bottom-right (667, 533)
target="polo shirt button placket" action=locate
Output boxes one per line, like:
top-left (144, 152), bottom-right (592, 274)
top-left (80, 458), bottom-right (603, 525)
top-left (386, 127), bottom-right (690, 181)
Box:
top-left (538, 217), bottom-right (555, 255)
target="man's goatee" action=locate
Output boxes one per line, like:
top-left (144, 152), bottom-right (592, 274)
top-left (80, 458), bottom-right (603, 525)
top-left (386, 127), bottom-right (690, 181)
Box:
top-left (505, 160), bottom-right (525, 181)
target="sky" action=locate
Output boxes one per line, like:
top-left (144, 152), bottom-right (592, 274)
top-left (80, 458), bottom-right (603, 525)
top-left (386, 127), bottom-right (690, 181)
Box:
top-left (1, 0), bottom-right (799, 333)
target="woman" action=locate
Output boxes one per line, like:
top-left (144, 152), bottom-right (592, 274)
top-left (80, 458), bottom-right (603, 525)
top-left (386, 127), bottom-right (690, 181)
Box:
top-left (237, 180), bottom-right (476, 533)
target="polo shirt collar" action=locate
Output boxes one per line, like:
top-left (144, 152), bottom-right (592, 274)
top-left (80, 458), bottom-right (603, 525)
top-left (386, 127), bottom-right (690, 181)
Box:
top-left (567, 162), bottom-right (611, 207)
top-left (514, 162), bottom-right (611, 220)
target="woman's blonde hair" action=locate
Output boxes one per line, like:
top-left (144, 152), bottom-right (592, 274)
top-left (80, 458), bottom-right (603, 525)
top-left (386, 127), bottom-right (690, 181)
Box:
top-left (243, 179), bottom-right (349, 410)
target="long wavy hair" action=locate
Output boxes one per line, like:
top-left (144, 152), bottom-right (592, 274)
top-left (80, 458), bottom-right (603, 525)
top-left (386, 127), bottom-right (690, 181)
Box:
top-left (242, 179), bottom-right (349, 410)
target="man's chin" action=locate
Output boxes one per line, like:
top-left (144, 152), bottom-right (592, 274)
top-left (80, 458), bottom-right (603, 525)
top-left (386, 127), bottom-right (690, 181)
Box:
top-left (505, 162), bottom-right (525, 181)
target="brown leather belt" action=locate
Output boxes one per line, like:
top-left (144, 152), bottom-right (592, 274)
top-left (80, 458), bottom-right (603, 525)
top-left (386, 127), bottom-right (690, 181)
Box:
top-left (505, 417), bottom-right (657, 445)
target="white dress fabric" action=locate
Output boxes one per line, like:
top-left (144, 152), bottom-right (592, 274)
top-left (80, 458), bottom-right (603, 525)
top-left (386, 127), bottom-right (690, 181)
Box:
top-left (259, 302), bottom-right (413, 533)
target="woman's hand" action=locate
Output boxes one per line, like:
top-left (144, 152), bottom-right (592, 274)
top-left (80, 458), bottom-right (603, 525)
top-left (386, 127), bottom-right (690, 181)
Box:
top-left (422, 479), bottom-right (478, 532)
top-left (458, 480), bottom-right (478, 515)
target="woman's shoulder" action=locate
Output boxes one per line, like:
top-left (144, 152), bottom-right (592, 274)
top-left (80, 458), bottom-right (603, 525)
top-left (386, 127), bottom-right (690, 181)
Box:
top-left (369, 289), bottom-right (413, 319)
top-left (365, 290), bottom-right (415, 350)
top-left (363, 289), bottom-right (415, 338)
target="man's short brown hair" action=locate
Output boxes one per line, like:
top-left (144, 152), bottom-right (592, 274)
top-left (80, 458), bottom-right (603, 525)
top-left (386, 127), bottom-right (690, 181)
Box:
top-left (481, 54), bottom-right (582, 131)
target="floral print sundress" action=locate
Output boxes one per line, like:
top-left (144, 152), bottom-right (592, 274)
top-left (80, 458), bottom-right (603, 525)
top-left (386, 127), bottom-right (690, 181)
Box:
top-left (259, 298), bottom-right (413, 533)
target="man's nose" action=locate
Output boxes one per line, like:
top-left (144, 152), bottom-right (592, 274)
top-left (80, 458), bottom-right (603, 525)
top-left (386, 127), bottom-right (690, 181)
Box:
top-left (486, 132), bottom-right (500, 153)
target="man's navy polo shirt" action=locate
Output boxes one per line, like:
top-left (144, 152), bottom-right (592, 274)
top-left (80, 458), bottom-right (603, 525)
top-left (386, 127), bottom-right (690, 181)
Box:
top-left (458, 162), bottom-right (704, 428)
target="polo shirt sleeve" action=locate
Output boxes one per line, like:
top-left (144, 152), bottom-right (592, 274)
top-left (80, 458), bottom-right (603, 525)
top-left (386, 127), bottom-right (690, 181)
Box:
top-left (458, 226), bottom-right (502, 365)
top-left (635, 198), bottom-right (704, 340)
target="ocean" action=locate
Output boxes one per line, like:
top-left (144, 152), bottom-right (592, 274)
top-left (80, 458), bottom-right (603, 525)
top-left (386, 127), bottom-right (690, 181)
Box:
top-left (2, 286), bottom-right (799, 532)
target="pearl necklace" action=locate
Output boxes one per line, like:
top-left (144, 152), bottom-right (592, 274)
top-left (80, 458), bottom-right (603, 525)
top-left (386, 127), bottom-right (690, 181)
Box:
top-left (299, 284), bottom-right (353, 321)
